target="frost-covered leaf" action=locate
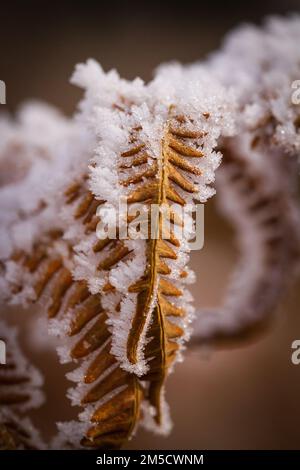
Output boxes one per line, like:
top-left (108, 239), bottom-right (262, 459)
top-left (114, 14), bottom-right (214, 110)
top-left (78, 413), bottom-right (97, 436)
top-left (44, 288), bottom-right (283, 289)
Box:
top-left (0, 321), bottom-right (45, 449)
top-left (0, 63), bottom-right (234, 445)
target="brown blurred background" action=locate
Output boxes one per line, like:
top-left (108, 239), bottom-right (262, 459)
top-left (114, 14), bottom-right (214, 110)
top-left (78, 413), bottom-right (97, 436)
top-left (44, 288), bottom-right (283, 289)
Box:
top-left (1, 0), bottom-right (300, 450)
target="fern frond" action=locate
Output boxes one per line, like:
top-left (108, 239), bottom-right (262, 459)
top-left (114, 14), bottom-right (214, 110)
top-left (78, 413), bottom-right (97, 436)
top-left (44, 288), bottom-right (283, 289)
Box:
top-left (0, 322), bottom-right (45, 449)
top-left (0, 321), bottom-right (44, 411)
top-left (0, 409), bottom-right (43, 450)
top-left (0, 62), bottom-right (235, 446)
top-left (123, 121), bottom-right (206, 425)
top-left (9, 179), bottom-right (143, 449)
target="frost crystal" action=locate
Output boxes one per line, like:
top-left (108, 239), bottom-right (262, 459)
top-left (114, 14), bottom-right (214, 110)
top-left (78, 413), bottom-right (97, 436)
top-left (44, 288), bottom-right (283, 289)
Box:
top-left (208, 15), bottom-right (300, 154)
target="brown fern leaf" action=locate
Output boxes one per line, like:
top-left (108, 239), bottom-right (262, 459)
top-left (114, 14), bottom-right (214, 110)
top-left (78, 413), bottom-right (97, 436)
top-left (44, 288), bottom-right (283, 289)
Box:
top-left (9, 179), bottom-right (143, 449)
top-left (65, 181), bottom-right (143, 448)
top-left (0, 322), bottom-right (43, 412)
top-left (1, 66), bottom-right (230, 443)
top-left (0, 322), bottom-right (44, 449)
top-left (118, 120), bottom-right (205, 425)
top-left (0, 410), bottom-right (42, 450)
top-left (60, 114), bottom-right (208, 429)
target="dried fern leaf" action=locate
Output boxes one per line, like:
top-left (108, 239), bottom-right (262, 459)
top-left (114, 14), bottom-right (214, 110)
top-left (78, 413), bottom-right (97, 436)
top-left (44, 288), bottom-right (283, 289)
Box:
top-left (0, 104), bottom-right (143, 448)
top-left (0, 409), bottom-right (44, 450)
top-left (0, 321), bottom-right (44, 411)
top-left (206, 15), bottom-right (300, 156)
top-left (0, 321), bottom-right (45, 449)
top-left (10, 180), bottom-right (143, 449)
top-left (0, 63), bottom-right (235, 444)
top-left (1, 17), bottom-right (300, 448)
top-left (122, 121), bottom-right (205, 425)
top-left (70, 60), bottom-right (234, 432)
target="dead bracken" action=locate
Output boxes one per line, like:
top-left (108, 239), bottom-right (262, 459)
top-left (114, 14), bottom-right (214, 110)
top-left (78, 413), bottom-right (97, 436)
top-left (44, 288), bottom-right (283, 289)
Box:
top-left (0, 15), bottom-right (300, 450)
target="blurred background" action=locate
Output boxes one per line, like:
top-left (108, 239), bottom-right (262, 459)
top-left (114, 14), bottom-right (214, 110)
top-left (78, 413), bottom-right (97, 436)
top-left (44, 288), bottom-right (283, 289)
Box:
top-left (1, 0), bottom-right (300, 450)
